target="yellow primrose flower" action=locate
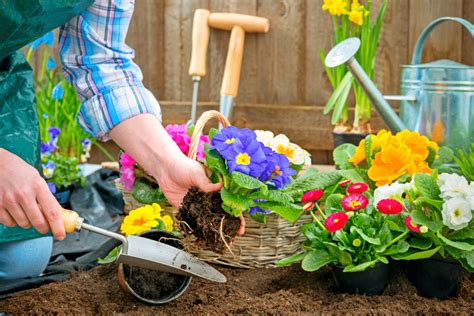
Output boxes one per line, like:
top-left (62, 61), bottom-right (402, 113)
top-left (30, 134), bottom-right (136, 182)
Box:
top-left (120, 203), bottom-right (173, 236)
top-left (322, 0), bottom-right (349, 16)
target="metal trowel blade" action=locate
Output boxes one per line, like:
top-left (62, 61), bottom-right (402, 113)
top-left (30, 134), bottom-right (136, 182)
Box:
top-left (116, 235), bottom-right (226, 283)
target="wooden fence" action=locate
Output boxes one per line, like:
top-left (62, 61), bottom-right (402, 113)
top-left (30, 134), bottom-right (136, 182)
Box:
top-left (31, 0), bottom-right (474, 164)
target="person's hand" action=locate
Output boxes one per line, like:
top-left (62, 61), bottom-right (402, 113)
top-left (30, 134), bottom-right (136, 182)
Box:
top-left (152, 153), bottom-right (245, 236)
top-left (0, 149), bottom-right (65, 240)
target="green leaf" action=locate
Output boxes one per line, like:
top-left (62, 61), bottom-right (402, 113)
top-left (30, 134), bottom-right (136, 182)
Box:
top-left (208, 127), bottom-right (219, 141)
top-left (324, 72), bottom-right (352, 115)
top-left (352, 213), bottom-right (374, 230)
top-left (250, 211), bottom-right (267, 224)
top-left (364, 135), bottom-right (372, 167)
top-left (255, 201), bottom-right (303, 223)
top-left (407, 237), bottom-right (433, 250)
top-left (275, 252), bottom-right (305, 266)
top-left (383, 240), bottom-right (409, 256)
top-left (231, 171), bottom-right (266, 191)
top-left (410, 209), bottom-right (443, 232)
top-left (418, 196), bottom-right (444, 211)
top-left (449, 222), bottom-right (474, 240)
top-left (437, 232), bottom-right (474, 251)
top-left (132, 178), bottom-right (166, 204)
top-left (338, 169), bottom-right (367, 183)
top-left (352, 227), bottom-right (381, 245)
top-left (343, 259), bottom-right (380, 272)
top-left (186, 124), bottom-right (195, 137)
top-left (283, 170), bottom-right (342, 198)
top-left (301, 250), bottom-right (335, 272)
top-left (414, 173), bottom-right (441, 200)
top-left (324, 194), bottom-right (344, 212)
top-left (331, 76), bottom-right (353, 125)
top-left (220, 188), bottom-right (253, 216)
top-left (323, 242), bottom-right (352, 265)
top-left (98, 246), bottom-right (120, 264)
top-left (250, 188), bottom-right (293, 204)
top-left (333, 144), bottom-right (356, 169)
top-left (391, 246), bottom-right (441, 260)
top-left (204, 146), bottom-right (230, 185)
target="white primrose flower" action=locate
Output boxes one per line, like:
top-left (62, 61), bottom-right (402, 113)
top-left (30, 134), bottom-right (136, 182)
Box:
top-left (441, 196), bottom-right (472, 230)
top-left (302, 149), bottom-right (312, 167)
top-left (438, 173), bottom-right (471, 200)
top-left (374, 182), bottom-right (411, 206)
top-left (255, 130), bottom-right (274, 147)
top-left (268, 134), bottom-right (306, 165)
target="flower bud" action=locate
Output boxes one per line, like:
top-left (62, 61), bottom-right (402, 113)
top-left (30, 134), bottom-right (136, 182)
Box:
top-left (420, 226), bottom-right (428, 233)
top-left (303, 202), bottom-right (315, 212)
top-left (346, 211), bottom-right (355, 217)
top-left (352, 238), bottom-right (362, 247)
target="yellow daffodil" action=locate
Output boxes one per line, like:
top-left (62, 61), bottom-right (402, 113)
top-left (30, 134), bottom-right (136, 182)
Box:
top-left (120, 203), bottom-right (173, 236)
top-left (348, 0), bottom-right (369, 26)
top-left (322, 0), bottom-right (349, 16)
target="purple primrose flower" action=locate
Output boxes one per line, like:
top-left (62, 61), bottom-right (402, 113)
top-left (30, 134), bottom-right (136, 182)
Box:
top-left (42, 160), bottom-right (56, 179)
top-left (40, 142), bottom-right (55, 155)
top-left (267, 153), bottom-right (295, 189)
top-left (47, 182), bottom-right (57, 194)
top-left (226, 140), bottom-right (267, 178)
top-left (249, 206), bottom-right (271, 215)
top-left (48, 127), bottom-right (61, 140)
top-left (51, 83), bottom-right (64, 100)
top-left (212, 126), bottom-right (256, 159)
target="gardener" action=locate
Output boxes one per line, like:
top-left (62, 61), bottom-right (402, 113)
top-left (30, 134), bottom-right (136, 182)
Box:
top-left (0, 0), bottom-right (244, 283)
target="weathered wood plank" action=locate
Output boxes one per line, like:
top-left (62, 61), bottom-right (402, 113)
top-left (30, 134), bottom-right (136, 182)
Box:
top-left (128, 0), bottom-right (165, 98)
top-left (305, 0), bottom-right (333, 106)
top-left (408, 0), bottom-right (464, 64)
top-left (256, 0), bottom-right (307, 104)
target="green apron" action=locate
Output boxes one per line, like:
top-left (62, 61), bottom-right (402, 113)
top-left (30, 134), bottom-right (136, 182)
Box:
top-left (0, 0), bottom-right (92, 243)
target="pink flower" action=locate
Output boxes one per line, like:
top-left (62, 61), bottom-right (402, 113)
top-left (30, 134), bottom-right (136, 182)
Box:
top-left (338, 179), bottom-right (352, 187)
top-left (303, 202), bottom-right (315, 212)
top-left (324, 212), bottom-right (348, 233)
top-left (120, 166), bottom-right (135, 191)
top-left (301, 189), bottom-right (324, 203)
top-left (405, 216), bottom-right (421, 233)
top-left (377, 199), bottom-right (403, 215)
top-left (347, 182), bottom-right (369, 194)
top-left (341, 193), bottom-right (368, 211)
top-left (120, 152), bottom-right (136, 167)
top-left (165, 124), bottom-right (210, 160)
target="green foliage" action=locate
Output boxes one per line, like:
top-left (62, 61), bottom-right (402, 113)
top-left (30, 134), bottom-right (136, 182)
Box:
top-left (43, 153), bottom-right (84, 189)
top-left (283, 169), bottom-right (342, 199)
top-left (453, 144), bottom-right (474, 181)
top-left (413, 173), bottom-right (441, 200)
top-left (333, 144), bottom-right (356, 169)
top-left (132, 178), bottom-right (167, 205)
top-left (98, 246), bottom-right (120, 264)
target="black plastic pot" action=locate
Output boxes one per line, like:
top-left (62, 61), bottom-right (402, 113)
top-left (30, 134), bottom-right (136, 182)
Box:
top-left (117, 230), bottom-right (192, 304)
top-left (53, 187), bottom-right (72, 207)
top-left (332, 132), bottom-right (368, 148)
top-left (403, 254), bottom-right (465, 299)
top-left (331, 262), bottom-right (390, 295)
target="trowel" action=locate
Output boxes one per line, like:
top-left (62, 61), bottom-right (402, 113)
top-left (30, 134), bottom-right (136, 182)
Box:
top-left (60, 209), bottom-right (226, 283)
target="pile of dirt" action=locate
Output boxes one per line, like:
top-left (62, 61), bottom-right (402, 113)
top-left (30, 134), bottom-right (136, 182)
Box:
top-left (178, 187), bottom-right (240, 253)
top-left (1, 264), bottom-right (472, 315)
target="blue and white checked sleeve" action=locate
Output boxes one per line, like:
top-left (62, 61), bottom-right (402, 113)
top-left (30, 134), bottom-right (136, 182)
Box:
top-left (59, 0), bottom-right (162, 141)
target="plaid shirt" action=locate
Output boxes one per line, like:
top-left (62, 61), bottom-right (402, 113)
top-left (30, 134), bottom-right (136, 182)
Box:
top-left (59, 0), bottom-right (161, 141)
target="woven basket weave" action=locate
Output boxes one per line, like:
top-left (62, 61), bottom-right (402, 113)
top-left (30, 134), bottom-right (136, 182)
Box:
top-left (116, 110), bottom-right (311, 268)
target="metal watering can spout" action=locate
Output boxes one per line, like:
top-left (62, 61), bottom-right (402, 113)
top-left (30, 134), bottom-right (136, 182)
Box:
top-left (324, 38), bottom-right (406, 133)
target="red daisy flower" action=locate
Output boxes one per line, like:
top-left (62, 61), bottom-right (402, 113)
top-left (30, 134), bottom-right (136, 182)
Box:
top-left (377, 199), bottom-right (403, 215)
top-left (404, 216), bottom-right (421, 233)
top-left (303, 202), bottom-right (315, 212)
top-left (347, 182), bottom-right (369, 194)
top-left (301, 189), bottom-right (324, 203)
top-left (337, 179), bottom-right (352, 187)
top-left (324, 212), bottom-right (348, 233)
top-left (341, 194), bottom-right (368, 211)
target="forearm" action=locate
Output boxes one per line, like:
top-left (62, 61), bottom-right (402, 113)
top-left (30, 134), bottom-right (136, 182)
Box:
top-left (108, 114), bottom-right (184, 177)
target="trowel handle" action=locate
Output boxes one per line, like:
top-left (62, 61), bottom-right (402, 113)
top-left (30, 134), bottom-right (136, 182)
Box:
top-left (189, 9), bottom-right (210, 77)
top-left (60, 208), bottom-right (83, 233)
top-left (221, 26), bottom-right (245, 97)
top-left (209, 13), bottom-right (269, 33)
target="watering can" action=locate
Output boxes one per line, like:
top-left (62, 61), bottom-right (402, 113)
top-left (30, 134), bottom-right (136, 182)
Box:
top-left (325, 17), bottom-right (474, 149)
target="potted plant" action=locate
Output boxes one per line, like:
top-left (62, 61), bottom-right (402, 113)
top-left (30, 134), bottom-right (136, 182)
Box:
top-left (26, 32), bottom-right (113, 204)
top-left (386, 172), bottom-right (473, 299)
top-left (278, 128), bottom-right (451, 295)
top-left (319, 0), bottom-right (388, 146)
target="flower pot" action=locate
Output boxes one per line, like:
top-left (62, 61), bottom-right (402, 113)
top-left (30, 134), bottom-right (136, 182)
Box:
top-left (332, 132), bottom-right (368, 148)
top-left (53, 187), bottom-right (72, 207)
top-left (403, 254), bottom-right (465, 299)
top-left (117, 230), bottom-right (192, 304)
top-left (331, 262), bottom-right (390, 295)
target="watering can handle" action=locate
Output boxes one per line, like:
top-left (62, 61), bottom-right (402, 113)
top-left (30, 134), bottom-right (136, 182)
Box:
top-left (412, 17), bottom-right (474, 65)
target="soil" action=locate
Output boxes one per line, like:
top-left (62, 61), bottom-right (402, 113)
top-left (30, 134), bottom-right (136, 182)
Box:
top-left (1, 264), bottom-right (472, 315)
top-left (178, 187), bottom-right (240, 253)
top-left (120, 264), bottom-right (189, 302)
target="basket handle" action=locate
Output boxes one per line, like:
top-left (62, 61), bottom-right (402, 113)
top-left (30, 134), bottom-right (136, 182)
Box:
top-left (188, 110), bottom-right (231, 160)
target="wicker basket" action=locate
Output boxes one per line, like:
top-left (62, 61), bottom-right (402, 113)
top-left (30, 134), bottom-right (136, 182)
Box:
top-left (116, 110), bottom-right (311, 268)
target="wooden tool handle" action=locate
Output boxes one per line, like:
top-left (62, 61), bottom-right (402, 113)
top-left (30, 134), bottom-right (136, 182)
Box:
top-left (221, 26), bottom-right (245, 97)
top-left (189, 9), bottom-right (211, 77)
top-left (209, 13), bottom-right (269, 33)
top-left (60, 209), bottom-right (81, 233)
